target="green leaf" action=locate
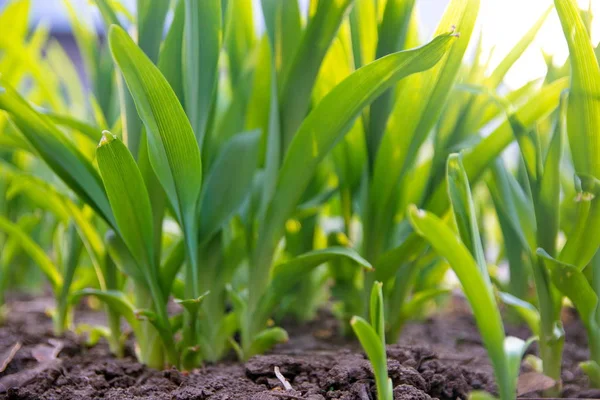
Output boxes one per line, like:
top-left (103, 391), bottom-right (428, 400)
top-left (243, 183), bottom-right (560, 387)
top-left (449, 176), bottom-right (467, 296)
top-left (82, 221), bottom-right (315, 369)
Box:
top-left (408, 206), bottom-right (514, 400)
top-left (536, 96), bottom-right (565, 255)
top-left (368, 0), bottom-right (416, 154)
top-left (199, 131), bottom-right (260, 241)
top-left (96, 132), bottom-right (155, 279)
top-left (109, 24), bottom-right (203, 294)
top-left (350, 316), bottom-right (392, 400)
top-left (248, 327), bottom-right (288, 358)
top-left (251, 32), bottom-right (456, 308)
top-left (137, 0), bottom-right (170, 63)
top-left (349, 0), bottom-right (378, 68)
top-left (279, 0), bottom-right (354, 150)
top-left (158, 0), bottom-right (185, 106)
top-left (255, 247), bottom-right (372, 330)
top-left (175, 291), bottom-right (210, 315)
top-left (504, 336), bottom-right (536, 396)
top-left (487, 5), bottom-right (552, 87)
top-left (369, 281), bottom-right (385, 343)
top-left (580, 361), bottom-right (600, 387)
top-left (0, 80), bottom-right (114, 226)
top-left (538, 249), bottom-right (599, 331)
top-left (447, 153), bottom-right (488, 275)
top-left (499, 292), bottom-right (540, 336)
top-left (74, 288), bottom-right (140, 335)
top-left (183, 0), bottom-right (221, 148)
top-left (223, 0), bottom-right (254, 86)
top-left (0, 215), bottom-right (62, 290)
top-left (554, 0), bottom-right (600, 180)
top-left (368, 0), bottom-right (479, 258)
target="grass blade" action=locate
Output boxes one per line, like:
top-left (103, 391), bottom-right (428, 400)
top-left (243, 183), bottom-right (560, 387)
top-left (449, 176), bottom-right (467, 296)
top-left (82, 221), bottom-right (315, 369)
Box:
top-left (251, 32), bottom-right (456, 309)
top-left (183, 0), bottom-right (221, 148)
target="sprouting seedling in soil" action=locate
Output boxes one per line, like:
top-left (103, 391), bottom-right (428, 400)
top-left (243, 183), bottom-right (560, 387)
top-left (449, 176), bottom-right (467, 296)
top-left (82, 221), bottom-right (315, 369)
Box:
top-left (351, 281), bottom-right (393, 400)
top-left (409, 154), bottom-right (535, 400)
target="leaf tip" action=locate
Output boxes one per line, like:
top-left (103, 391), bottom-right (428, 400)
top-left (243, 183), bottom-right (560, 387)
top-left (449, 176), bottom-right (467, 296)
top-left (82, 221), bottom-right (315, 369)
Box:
top-left (98, 130), bottom-right (117, 148)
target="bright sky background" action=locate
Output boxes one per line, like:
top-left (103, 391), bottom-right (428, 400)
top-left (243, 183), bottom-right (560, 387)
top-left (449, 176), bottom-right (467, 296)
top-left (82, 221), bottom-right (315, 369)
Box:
top-left (20, 0), bottom-right (600, 89)
top-left (418, 0), bottom-right (600, 88)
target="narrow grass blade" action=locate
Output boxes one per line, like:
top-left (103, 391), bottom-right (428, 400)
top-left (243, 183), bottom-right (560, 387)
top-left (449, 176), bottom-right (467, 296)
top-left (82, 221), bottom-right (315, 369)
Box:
top-left (349, 0), bottom-right (378, 68)
top-left (224, 0), bottom-right (255, 86)
top-left (0, 81), bottom-right (114, 226)
top-left (279, 0), bottom-right (354, 150)
top-left (252, 32), bottom-right (456, 308)
top-left (183, 0), bottom-right (221, 148)
top-left (369, 0), bottom-right (479, 257)
top-left (408, 206), bottom-right (513, 399)
top-left (158, 0), bottom-right (185, 105)
top-left (0, 215), bottom-right (62, 290)
top-left (350, 316), bottom-right (392, 400)
top-left (447, 153), bottom-right (488, 274)
top-left (137, 0), bottom-right (170, 63)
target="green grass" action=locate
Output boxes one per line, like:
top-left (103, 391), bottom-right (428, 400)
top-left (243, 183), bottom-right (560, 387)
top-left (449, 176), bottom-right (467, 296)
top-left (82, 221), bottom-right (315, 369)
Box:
top-left (0, 0), bottom-right (599, 397)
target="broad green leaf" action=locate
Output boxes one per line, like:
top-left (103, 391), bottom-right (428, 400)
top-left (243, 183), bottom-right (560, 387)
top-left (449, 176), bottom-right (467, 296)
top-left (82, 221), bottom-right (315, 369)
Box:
top-left (0, 81), bottom-right (114, 226)
top-left (279, 0), bottom-right (354, 150)
top-left (251, 32), bottom-right (456, 308)
top-left (408, 206), bottom-right (513, 400)
top-left (350, 316), bottom-right (393, 400)
top-left (447, 153), bottom-right (488, 275)
top-left (199, 130), bottom-right (260, 240)
top-left (109, 25), bottom-right (203, 293)
top-left (183, 0), bottom-right (221, 148)
top-left (0, 215), bottom-right (62, 290)
top-left (96, 132), bottom-right (155, 280)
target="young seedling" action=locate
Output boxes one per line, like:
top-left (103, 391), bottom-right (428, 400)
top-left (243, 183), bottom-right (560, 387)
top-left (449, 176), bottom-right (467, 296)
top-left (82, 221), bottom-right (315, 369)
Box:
top-left (351, 281), bottom-right (393, 400)
top-left (409, 154), bottom-right (534, 400)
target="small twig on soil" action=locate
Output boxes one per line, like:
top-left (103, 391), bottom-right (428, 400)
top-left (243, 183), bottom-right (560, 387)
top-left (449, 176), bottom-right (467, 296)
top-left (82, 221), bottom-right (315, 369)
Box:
top-left (0, 342), bottom-right (22, 372)
top-left (268, 392), bottom-right (304, 400)
top-left (274, 366), bottom-right (293, 391)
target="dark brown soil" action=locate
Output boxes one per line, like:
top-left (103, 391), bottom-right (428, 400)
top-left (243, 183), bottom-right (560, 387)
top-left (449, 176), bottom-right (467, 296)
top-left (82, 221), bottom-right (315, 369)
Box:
top-left (0, 294), bottom-right (597, 399)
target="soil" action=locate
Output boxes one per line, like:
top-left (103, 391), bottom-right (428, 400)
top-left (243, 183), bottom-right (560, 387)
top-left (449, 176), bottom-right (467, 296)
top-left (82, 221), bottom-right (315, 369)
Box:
top-left (0, 293), bottom-right (598, 400)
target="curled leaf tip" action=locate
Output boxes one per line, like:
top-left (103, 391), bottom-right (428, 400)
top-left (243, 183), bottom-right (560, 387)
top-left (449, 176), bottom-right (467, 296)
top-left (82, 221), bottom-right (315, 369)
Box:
top-left (449, 25), bottom-right (460, 38)
top-left (98, 130), bottom-right (116, 147)
top-left (350, 316), bottom-right (359, 325)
